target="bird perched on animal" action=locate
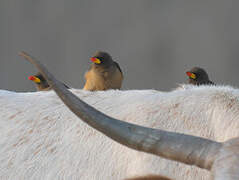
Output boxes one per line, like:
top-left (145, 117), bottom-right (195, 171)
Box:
top-left (186, 67), bottom-right (215, 85)
top-left (83, 51), bottom-right (123, 91)
top-left (28, 72), bottom-right (69, 91)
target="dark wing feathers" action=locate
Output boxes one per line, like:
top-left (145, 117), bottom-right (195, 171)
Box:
top-left (63, 83), bottom-right (70, 89)
top-left (114, 61), bottom-right (123, 74)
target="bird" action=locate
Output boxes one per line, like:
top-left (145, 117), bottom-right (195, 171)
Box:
top-left (186, 67), bottom-right (215, 85)
top-left (28, 72), bottom-right (69, 91)
top-left (83, 51), bottom-right (123, 91)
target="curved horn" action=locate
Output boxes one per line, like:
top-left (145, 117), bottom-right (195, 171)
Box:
top-left (19, 51), bottom-right (222, 170)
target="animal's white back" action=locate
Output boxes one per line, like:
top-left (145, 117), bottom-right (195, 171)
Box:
top-left (1, 85), bottom-right (239, 180)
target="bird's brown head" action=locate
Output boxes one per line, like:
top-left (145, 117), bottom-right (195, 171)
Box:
top-left (28, 73), bottom-right (50, 91)
top-left (186, 67), bottom-right (212, 85)
top-left (90, 51), bottom-right (113, 67)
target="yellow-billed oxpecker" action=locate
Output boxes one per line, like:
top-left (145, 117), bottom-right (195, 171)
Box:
top-left (186, 67), bottom-right (215, 85)
top-left (28, 72), bottom-right (69, 91)
top-left (83, 51), bottom-right (123, 91)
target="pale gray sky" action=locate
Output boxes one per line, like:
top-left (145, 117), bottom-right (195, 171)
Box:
top-left (1, 0), bottom-right (239, 92)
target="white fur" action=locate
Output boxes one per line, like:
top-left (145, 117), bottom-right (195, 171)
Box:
top-left (0, 85), bottom-right (239, 180)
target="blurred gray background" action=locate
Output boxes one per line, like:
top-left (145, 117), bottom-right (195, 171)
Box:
top-left (1, 0), bottom-right (239, 92)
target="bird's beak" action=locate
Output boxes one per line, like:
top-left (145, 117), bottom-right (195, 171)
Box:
top-left (90, 57), bottom-right (101, 64)
top-left (186, 72), bottom-right (196, 79)
top-left (28, 76), bottom-right (41, 83)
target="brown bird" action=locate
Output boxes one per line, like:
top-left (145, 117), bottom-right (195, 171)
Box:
top-left (186, 67), bottom-right (215, 85)
top-left (83, 51), bottom-right (123, 91)
top-left (28, 72), bottom-right (69, 91)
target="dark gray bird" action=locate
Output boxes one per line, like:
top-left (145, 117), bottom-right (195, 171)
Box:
top-left (186, 67), bottom-right (215, 85)
top-left (28, 72), bottom-right (69, 91)
top-left (83, 51), bottom-right (123, 91)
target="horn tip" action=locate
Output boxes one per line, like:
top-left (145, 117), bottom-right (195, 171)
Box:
top-left (18, 51), bottom-right (27, 56)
